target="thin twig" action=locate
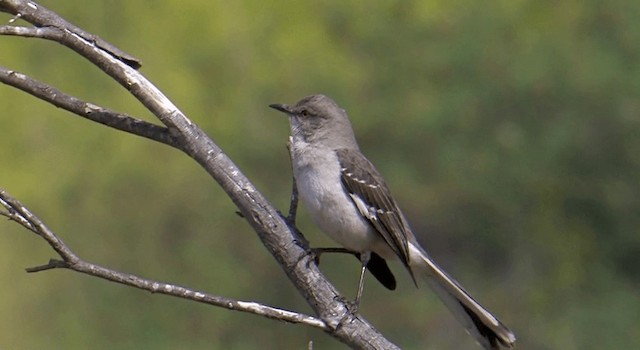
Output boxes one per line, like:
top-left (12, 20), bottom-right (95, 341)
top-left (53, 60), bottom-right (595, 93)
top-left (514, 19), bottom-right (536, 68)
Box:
top-left (0, 189), bottom-right (327, 330)
top-left (286, 138), bottom-right (299, 223)
top-left (0, 3), bottom-right (141, 68)
top-left (0, 66), bottom-right (177, 147)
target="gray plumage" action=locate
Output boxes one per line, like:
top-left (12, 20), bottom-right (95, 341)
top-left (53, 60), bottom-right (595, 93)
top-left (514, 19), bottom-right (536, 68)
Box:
top-left (270, 94), bottom-right (516, 349)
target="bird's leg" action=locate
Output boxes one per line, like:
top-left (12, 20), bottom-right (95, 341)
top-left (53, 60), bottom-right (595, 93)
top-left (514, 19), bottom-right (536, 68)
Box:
top-left (307, 248), bottom-right (371, 307)
top-left (306, 248), bottom-right (369, 314)
top-left (351, 251), bottom-right (371, 313)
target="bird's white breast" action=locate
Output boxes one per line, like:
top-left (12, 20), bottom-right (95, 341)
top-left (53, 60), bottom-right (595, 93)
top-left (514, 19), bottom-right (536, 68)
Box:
top-left (290, 140), bottom-right (389, 254)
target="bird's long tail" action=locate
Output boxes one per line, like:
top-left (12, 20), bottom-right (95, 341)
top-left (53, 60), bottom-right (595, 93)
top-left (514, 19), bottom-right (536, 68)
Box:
top-left (408, 243), bottom-right (516, 349)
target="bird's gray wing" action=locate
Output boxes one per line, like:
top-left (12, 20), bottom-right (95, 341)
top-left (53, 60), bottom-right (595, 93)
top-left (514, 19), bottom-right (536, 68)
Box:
top-left (335, 148), bottom-right (414, 275)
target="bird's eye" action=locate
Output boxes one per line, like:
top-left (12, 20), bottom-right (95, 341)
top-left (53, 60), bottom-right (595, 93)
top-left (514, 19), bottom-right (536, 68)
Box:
top-left (300, 110), bottom-right (309, 117)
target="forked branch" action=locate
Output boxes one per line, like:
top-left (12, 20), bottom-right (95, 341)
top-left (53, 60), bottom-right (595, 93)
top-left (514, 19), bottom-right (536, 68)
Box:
top-left (0, 1), bottom-right (399, 348)
top-left (0, 189), bottom-right (327, 329)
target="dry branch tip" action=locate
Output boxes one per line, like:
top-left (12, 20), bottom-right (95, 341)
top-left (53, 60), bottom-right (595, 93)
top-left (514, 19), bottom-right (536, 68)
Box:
top-left (26, 258), bottom-right (69, 273)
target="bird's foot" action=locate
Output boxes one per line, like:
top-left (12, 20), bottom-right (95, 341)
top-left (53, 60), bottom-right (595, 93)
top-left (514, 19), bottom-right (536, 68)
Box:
top-left (334, 295), bottom-right (360, 315)
top-left (309, 247), bottom-right (357, 266)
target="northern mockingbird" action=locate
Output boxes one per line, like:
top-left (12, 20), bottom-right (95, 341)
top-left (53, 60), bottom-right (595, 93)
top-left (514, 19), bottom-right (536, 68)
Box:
top-left (269, 94), bottom-right (516, 350)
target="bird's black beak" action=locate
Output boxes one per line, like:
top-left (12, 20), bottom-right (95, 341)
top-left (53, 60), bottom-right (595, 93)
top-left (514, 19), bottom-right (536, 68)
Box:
top-left (269, 103), bottom-right (292, 114)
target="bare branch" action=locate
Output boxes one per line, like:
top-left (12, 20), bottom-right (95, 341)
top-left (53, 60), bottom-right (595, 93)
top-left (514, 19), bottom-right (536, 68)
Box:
top-left (0, 1), bottom-right (141, 68)
top-left (0, 66), bottom-right (178, 147)
top-left (0, 189), bottom-right (328, 330)
top-left (1, 195), bottom-right (37, 232)
top-left (0, 189), bottom-right (79, 262)
top-left (0, 24), bottom-right (50, 37)
top-left (25, 258), bottom-right (69, 272)
top-left (0, 1), bottom-right (401, 348)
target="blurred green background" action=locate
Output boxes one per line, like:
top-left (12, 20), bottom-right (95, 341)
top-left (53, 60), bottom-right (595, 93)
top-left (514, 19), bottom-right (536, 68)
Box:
top-left (1, 0), bottom-right (639, 349)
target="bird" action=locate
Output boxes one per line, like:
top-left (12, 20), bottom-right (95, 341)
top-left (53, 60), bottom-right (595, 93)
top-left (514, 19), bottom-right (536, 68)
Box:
top-left (269, 94), bottom-right (516, 349)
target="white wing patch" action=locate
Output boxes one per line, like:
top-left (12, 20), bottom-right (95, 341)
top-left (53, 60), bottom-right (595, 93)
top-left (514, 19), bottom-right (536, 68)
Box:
top-left (343, 168), bottom-right (395, 223)
top-left (349, 193), bottom-right (376, 220)
top-left (342, 168), bottom-right (379, 189)
top-left (349, 193), bottom-right (394, 221)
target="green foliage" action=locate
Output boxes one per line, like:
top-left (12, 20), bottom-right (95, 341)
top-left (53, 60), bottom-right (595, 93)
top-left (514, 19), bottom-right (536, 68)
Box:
top-left (1, 0), bottom-right (639, 349)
